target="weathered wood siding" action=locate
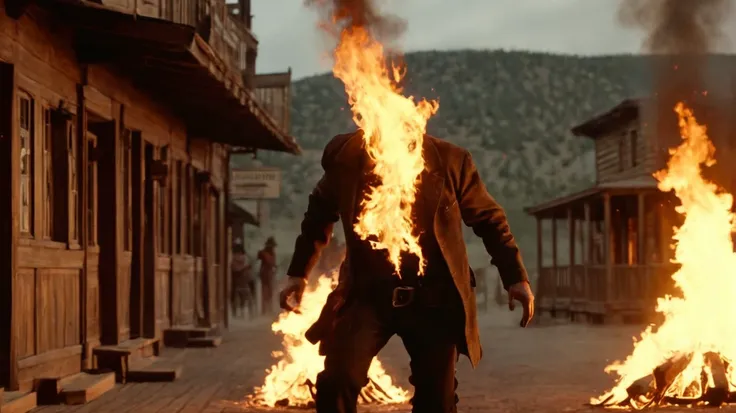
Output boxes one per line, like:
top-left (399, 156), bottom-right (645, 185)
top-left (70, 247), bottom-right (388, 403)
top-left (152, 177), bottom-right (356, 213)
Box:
top-left (0, 2), bottom-right (231, 390)
top-left (594, 118), bottom-right (657, 184)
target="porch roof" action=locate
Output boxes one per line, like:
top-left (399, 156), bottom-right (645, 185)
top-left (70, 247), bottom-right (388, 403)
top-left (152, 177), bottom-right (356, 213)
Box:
top-left (45, 0), bottom-right (301, 154)
top-left (524, 176), bottom-right (660, 217)
top-left (229, 201), bottom-right (259, 227)
top-left (571, 99), bottom-right (642, 139)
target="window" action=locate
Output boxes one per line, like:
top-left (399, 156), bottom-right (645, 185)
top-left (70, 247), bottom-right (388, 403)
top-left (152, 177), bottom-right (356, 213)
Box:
top-left (618, 134), bottom-right (626, 172)
top-left (87, 133), bottom-right (97, 246)
top-left (68, 121), bottom-right (78, 244)
top-left (629, 129), bottom-right (639, 167)
top-left (18, 92), bottom-right (33, 236)
top-left (42, 108), bottom-right (53, 239)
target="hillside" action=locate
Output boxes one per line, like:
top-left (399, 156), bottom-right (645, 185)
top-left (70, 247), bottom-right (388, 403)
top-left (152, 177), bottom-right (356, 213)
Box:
top-left (237, 50), bottom-right (736, 272)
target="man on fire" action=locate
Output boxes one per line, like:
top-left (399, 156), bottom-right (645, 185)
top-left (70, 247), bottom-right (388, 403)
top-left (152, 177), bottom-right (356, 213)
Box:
top-left (280, 131), bottom-right (534, 413)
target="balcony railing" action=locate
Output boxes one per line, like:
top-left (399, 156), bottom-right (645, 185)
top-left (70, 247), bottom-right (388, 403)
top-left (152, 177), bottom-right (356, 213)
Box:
top-left (253, 71), bottom-right (292, 134)
top-left (101, 0), bottom-right (258, 89)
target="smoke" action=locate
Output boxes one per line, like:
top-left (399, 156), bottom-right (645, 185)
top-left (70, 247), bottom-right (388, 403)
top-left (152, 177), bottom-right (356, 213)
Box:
top-left (305, 0), bottom-right (406, 49)
top-left (619, 0), bottom-right (732, 54)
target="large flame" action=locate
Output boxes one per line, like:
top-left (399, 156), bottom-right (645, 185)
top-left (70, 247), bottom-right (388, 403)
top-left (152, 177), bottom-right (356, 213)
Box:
top-left (334, 27), bottom-right (438, 275)
top-left (248, 271), bottom-right (409, 407)
top-left (592, 102), bottom-right (736, 405)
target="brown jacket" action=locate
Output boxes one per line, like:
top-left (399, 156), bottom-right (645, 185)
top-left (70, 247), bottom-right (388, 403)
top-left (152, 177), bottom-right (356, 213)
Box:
top-left (287, 131), bottom-right (529, 367)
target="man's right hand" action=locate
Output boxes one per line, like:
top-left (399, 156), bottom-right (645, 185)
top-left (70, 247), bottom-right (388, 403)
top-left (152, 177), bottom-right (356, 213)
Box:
top-left (508, 281), bottom-right (534, 328)
top-left (279, 276), bottom-right (307, 312)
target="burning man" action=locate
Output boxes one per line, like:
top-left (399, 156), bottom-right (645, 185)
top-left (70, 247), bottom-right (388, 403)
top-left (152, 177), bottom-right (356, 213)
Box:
top-left (280, 131), bottom-right (534, 413)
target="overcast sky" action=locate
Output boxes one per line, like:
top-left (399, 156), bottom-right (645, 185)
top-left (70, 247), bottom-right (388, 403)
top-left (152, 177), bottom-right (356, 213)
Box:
top-left (250, 0), bottom-right (736, 80)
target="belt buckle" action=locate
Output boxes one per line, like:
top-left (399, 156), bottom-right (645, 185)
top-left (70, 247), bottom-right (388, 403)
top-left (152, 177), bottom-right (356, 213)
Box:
top-left (392, 286), bottom-right (415, 308)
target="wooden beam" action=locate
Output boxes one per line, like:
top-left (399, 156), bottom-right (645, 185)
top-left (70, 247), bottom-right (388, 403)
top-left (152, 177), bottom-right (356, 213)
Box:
top-left (568, 208), bottom-right (575, 266)
top-left (638, 192), bottom-right (646, 265)
top-left (536, 216), bottom-right (542, 283)
top-left (583, 201), bottom-right (591, 302)
top-left (603, 192), bottom-right (613, 304)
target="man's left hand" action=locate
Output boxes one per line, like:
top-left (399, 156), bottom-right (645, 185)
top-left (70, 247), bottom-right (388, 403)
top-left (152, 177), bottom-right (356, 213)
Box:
top-left (508, 281), bottom-right (534, 328)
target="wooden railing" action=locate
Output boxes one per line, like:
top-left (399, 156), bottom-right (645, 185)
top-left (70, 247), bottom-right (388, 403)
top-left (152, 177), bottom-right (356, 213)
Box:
top-left (253, 71), bottom-right (292, 133)
top-left (537, 264), bottom-right (678, 313)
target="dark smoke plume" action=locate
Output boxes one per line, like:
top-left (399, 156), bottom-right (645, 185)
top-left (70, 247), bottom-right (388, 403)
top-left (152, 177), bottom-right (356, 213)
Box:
top-left (619, 0), bottom-right (731, 54)
top-left (306, 0), bottom-right (406, 48)
top-left (618, 0), bottom-right (734, 164)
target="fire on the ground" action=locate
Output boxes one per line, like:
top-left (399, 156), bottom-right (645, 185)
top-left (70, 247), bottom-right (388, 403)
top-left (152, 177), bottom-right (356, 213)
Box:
top-left (593, 103), bottom-right (736, 409)
top-left (247, 272), bottom-right (409, 407)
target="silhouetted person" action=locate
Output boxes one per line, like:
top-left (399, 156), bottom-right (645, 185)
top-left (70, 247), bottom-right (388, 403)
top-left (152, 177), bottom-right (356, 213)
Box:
top-left (280, 132), bottom-right (535, 413)
top-left (258, 237), bottom-right (277, 315)
top-left (232, 242), bottom-right (255, 318)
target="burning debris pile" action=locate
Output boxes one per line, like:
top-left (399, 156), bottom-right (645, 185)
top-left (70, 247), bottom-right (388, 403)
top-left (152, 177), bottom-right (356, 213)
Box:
top-left (592, 104), bottom-right (736, 409)
top-left (247, 273), bottom-right (409, 408)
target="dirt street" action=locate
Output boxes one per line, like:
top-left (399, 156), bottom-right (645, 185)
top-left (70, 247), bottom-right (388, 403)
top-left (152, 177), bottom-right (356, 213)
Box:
top-left (33, 306), bottom-right (733, 413)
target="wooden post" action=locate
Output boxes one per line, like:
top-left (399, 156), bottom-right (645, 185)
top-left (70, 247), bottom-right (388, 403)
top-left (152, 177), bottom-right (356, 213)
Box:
top-left (551, 217), bottom-right (557, 302)
top-left (638, 192), bottom-right (646, 266)
top-left (568, 208), bottom-right (575, 265)
top-left (567, 208), bottom-right (575, 303)
top-left (535, 216), bottom-right (542, 287)
top-left (603, 192), bottom-right (613, 304)
top-left (584, 202), bottom-right (591, 302)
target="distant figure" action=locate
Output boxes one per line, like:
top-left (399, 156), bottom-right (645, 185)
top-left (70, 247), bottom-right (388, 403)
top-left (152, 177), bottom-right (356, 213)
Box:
top-left (230, 243), bottom-right (253, 318)
top-left (257, 237), bottom-right (278, 315)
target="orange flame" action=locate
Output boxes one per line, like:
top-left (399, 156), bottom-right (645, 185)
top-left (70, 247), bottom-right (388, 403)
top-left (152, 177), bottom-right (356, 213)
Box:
top-left (592, 102), bottom-right (736, 404)
top-left (248, 272), bottom-right (409, 407)
top-left (333, 27), bottom-right (438, 275)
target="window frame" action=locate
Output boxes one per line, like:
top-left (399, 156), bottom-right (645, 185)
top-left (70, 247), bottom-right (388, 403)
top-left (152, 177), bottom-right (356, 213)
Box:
top-left (17, 89), bottom-right (34, 237)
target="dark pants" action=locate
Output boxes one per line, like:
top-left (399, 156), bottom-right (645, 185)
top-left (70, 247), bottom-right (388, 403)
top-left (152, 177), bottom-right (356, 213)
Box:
top-left (315, 293), bottom-right (461, 413)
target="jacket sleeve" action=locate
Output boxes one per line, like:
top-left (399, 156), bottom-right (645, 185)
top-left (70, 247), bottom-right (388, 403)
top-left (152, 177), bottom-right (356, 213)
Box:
top-left (457, 151), bottom-right (529, 290)
top-left (286, 170), bottom-right (340, 279)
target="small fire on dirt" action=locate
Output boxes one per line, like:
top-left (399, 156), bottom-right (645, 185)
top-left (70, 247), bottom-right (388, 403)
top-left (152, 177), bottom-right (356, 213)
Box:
top-left (591, 103), bottom-right (736, 409)
top-left (245, 272), bottom-right (409, 408)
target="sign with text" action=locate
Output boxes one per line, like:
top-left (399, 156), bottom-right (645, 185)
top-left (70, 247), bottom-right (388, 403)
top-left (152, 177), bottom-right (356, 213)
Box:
top-left (231, 167), bottom-right (281, 199)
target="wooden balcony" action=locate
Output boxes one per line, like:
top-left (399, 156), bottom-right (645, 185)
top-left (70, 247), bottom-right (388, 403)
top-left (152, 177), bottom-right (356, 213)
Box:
top-left (95, 0), bottom-right (257, 79)
top-left (253, 71), bottom-right (292, 134)
top-left (536, 264), bottom-right (678, 323)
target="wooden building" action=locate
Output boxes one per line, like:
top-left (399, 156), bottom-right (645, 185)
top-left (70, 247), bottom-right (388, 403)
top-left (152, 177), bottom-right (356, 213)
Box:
top-left (0, 0), bottom-right (298, 408)
top-left (526, 98), bottom-right (736, 324)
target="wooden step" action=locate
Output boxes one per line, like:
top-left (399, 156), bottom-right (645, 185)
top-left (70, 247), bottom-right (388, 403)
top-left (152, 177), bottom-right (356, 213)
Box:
top-left (163, 326), bottom-right (218, 347)
top-left (1, 391), bottom-right (36, 413)
top-left (187, 336), bottom-right (222, 348)
top-left (126, 357), bottom-right (182, 383)
top-left (93, 338), bottom-right (161, 383)
top-left (59, 372), bottom-right (115, 405)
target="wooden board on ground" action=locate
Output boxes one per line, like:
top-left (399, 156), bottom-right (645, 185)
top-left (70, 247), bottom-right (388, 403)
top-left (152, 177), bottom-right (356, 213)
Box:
top-left (59, 372), bottom-right (116, 405)
top-left (127, 356), bottom-right (183, 383)
top-left (1, 391), bottom-right (37, 413)
top-left (187, 336), bottom-right (223, 348)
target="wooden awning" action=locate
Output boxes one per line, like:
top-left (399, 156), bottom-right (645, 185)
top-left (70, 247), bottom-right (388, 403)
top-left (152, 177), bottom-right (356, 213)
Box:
top-left (229, 201), bottom-right (259, 227)
top-left (45, 0), bottom-right (301, 154)
top-left (525, 177), bottom-right (660, 218)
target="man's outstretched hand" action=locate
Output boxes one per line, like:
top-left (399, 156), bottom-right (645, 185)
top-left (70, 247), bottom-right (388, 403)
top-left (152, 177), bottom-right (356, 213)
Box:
top-left (508, 281), bottom-right (534, 328)
top-left (279, 276), bottom-right (307, 312)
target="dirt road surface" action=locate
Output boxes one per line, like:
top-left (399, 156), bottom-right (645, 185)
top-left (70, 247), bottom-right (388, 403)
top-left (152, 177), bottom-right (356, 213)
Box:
top-left (33, 306), bottom-right (729, 413)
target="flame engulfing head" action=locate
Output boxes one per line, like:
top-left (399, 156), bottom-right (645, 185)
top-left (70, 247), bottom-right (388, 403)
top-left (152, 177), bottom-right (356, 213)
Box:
top-left (247, 272), bottom-right (409, 407)
top-left (307, 0), bottom-right (439, 275)
top-left (592, 103), bottom-right (736, 405)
